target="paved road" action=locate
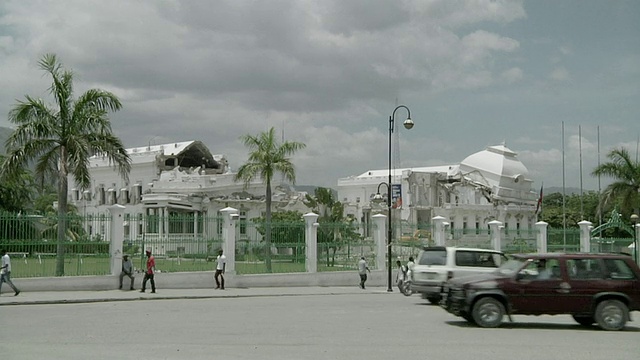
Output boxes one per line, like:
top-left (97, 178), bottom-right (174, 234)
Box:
top-left (1, 288), bottom-right (638, 359)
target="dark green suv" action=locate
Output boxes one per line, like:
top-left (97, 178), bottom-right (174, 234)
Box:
top-left (441, 253), bottom-right (640, 330)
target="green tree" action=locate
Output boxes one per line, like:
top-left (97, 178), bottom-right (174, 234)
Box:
top-left (1, 54), bottom-right (131, 276)
top-left (234, 127), bottom-right (305, 272)
top-left (253, 211), bottom-right (305, 261)
top-left (540, 191), bottom-right (602, 228)
top-left (0, 155), bottom-right (34, 213)
top-left (591, 147), bottom-right (640, 217)
top-left (305, 187), bottom-right (359, 266)
top-left (252, 210), bottom-right (305, 244)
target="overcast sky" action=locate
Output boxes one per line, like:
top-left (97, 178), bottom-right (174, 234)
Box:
top-left (1, 1), bottom-right (638, 190)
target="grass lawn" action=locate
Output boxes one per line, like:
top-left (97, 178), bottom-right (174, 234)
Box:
top-left (11, 255), bottom-right (358, 278)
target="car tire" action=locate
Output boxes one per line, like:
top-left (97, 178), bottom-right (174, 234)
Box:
top-left (595, 300), bottom-right (628, 331)
top-left (426, 295), bottom-right (441, 305)
top-left (472, 297), bottom-right (505, 328)
top-left (572, 315), bottom-right (594, 326)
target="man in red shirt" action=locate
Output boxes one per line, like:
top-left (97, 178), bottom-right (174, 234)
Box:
top-left (140, 249), bottom-right (156, 293)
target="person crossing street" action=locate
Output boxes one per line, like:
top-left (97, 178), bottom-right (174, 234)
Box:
top-left (1, 249), bottom-right (20, 296)
top-left (140, 248), bottom-right (156, 293)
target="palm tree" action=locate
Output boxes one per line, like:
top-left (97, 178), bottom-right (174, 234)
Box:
top-left (235, 127), bottom-right (305, 272)
top-left (0, 155), bottom-right (34, 213)
top-left (1, 54), bottom-right (131, 276)
top-left (591, 147), bottom-right (640, 216)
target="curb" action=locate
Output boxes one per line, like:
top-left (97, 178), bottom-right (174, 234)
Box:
top-left (0, 288), bottom-right (390, 306)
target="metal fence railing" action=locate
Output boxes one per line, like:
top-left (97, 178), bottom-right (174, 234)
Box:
top-left (0, 212), bottom-right (112, 277)
top-left (4, 209), bottom-right (627, 278)
top-left (235, 221), bottom-right (306, 275)
top-left (125, 214), bottom-right (223, 274)
top-left (316, 222), bottom-right (376, 272)
top-left (547, 228), bottom-right (581, 252)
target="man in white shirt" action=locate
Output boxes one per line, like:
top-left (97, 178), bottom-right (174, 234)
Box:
top-left (357, 257), bottom-right (371, 289)
top-left (1, 249), bottom-right (20, 296)
top-left (406, 256), bottom-right (416, 282)
top-left (215, 249), bottom-right (226, 290)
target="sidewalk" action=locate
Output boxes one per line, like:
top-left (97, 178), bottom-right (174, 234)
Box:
top-left (0, 286), bottom-right (391, 306)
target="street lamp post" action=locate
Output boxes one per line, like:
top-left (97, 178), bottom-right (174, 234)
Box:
top-left (383, 105), bottom-right (414, 292)
top-left (631, 214), bottom-right (639, 264)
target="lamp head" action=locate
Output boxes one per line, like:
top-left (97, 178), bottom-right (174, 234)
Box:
top-left (372, 193), bottom-right (384, 201)
top-left (403, 118), bottom-right (414, 130)
top-left (631, 214), bottom-right (639, 224)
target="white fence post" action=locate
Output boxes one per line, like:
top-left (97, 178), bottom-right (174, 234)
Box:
top-left (220, 207), bottom-right (238, 275)
top-left (488, 220), bottom-right (503, 251)
top-left (303, 212), bottom-right (319, 273)
top-left (578, 220), bottom-right (593, 252)
top-left (535, 221), bottom-right (548, 253)
top-left (373, 214), bottom-right (387, 271)
top-left (432, 216), bottom-right (447, 246)
top-left (108, 204), bottom-right (126, 276)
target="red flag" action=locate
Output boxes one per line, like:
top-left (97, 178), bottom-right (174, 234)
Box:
top-left (535, 183), bottom-right (543, 214)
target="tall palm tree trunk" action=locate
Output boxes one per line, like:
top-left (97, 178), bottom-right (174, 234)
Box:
top-left (56, 150), bottom-right (68, 276)
top-left (265, 180), bottom-right (273, 272)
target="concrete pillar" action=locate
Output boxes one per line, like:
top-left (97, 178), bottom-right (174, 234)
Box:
top-left (535, 221), bottom-right (548, 253)
top-left (303, 212), bottom-right (319, 273)
top-left (373, 214), bottom-right (387, 271)
top-left (220, 207), bottom-right (238, 275)
top-left (163, 207), bottom-right (169, 241)
top-left (578, 220), bottom-right (593, 252)
top-left (433, 216), bottom-right (447, 246)
top-left (108, 204), bottom-right (126, 276)
top-left (488, 220), bottom-right (503, 251)
top-left (194, 211), bottom-right (199, 239)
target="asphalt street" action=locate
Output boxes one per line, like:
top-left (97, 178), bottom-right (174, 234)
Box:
top-left (1, 287), bottom-right (638, 360)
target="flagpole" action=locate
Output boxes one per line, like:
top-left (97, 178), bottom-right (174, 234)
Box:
top-left (579, 125), bottom-right (584, 219)
top-left (562, 121), bottom-right (566, 250)
top-left (597, 126), bottom-right (602, 237)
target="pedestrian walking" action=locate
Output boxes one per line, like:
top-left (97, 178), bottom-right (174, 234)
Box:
top-left (0, 249), bottom-right (20, 296)
top-left (357, 256), bottom-right (371, 289)
top-left (214, 249), bottom-right (226, 290)
top-left (395, 260), bottom-right (407, 285)
top-left (119, 254), bottom-right (135, 290)
top-left (406, 256), bottom-right (415, 282)
top-left (140, 249), bottom-right (156, 293)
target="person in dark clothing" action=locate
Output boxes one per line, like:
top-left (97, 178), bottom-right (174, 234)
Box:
top-left (119, 254), bottom-right (135, 290)
top-left (140, 249), bottom-right (156, 293)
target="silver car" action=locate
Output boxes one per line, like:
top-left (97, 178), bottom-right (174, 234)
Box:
top-left (411, 246), bottom-right (507, 304)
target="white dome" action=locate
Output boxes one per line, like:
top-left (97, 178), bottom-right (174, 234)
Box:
top-left (460, 145), bottom-right (529, 179)
top-left (459, 145), bottom-right (533, 201)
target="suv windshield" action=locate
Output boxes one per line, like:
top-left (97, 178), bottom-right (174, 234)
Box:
top-left (418, 249), bottom-right (447, 265)
top-left (496, 258), bottom-right (527, 276)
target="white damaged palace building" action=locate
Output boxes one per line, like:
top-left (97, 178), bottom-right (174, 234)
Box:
top-left (68, 141), bottom-right (538, 247)
top-left (337, 144), bottom-right (539, 243)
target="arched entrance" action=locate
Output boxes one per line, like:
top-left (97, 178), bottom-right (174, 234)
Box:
top-left (590, 210), bottom-right (634, 254)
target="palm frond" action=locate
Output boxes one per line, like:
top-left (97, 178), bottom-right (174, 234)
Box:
top-left (592, 147), bottom-right (640, 215)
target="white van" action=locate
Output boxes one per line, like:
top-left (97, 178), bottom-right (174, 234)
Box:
top-left (411, 246), bottom-right (508, 304)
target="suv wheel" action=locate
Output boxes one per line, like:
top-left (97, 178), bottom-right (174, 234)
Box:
top-left (472, 297), bottom-right (505, 328)
top-left (572, 315), bottom-right (594, 326)
top-left (595, 300), bottom-right (628, 331)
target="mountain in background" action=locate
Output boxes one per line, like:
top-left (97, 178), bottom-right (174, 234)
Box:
top-left (544, 186), bottom-right (592, 195)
